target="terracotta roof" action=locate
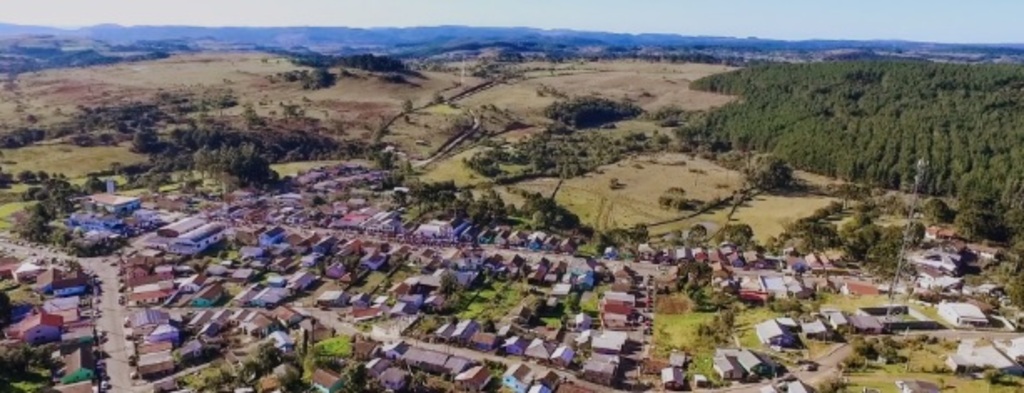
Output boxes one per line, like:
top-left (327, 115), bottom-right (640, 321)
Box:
top-left (138, 341), bottom-right (174, 355)
top-left (15, 312), bottom-right (64, 333)
top-left (844, 280), bottom-right (880, 296)
top-left (455, 365), bottom-right (491, 386)
top-left (602, 303), bottom-right (634, 316)
top-left (312, 368), bottom-right (342, 388)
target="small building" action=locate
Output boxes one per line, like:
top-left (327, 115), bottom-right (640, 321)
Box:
top-left (755, 320), bottom-right (797, 348)
top-left (89, 193), bottom-right (142, 214)
top-left (379, 367), bottom-right (409, 392)
top-left (937, 302), bottom-right (989, 327)
top-left (191, 283), bottom-right (226, 307)
top-left (895, 380), bottom-right (941, 393)
top-left (6, 312), bottom-right (63, 345)
top-left (312, 368), bottom-right (344, 393)
top-left (455, 365), bottom-right (493, 392)
top-left (59, 346), bottom-right (95, 384)
top-left (661, 367), bottom-right (686, 391)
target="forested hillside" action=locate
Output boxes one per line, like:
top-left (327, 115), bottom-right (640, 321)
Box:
top-left (687, 62), bottom-right (1024, 199)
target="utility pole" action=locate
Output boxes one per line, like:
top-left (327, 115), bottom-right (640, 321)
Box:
top-left (885, 159), bottom-right (928, 322)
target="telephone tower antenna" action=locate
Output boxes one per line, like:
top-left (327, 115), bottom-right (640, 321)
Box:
top-left (886, 159), bottom-right (928, 321)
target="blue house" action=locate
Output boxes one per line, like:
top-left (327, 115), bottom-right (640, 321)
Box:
top-left (259, 227), bottom-right (288, 247)
top-left (755, 320), bottom-right (798, 348)
top-left (502, 363), bottom-right (535, 393)
top-left (35, 269), bottom-right (89, 297)
top-left (502, 336), bottom-right (529, 356)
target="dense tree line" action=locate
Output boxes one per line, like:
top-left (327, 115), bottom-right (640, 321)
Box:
top-left (465, 131), bottom-right (658, 181)
top-left (267, 68), bottom-right (336, 90)
top-left (281, 51), bottom-right (407, 73)
top-left (543, 96), bottom-right (643, 128)
top-left (0, 48), bottom-right (170, 75)
top-left (685, 61), bottom-right (1024, 242)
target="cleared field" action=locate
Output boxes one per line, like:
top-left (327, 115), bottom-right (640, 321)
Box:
top-left (419, 147), bottom-right (488, 187)
top-left (270, 160), bottom-right (343, 177)
top-left (730, 194), bottom-right (838, 242)
top-left (847, 373), bottom-right (1020, 393)
top-left (506, 153), bottom-right (744, 231)
top-left (386, 109), bottom-right (468, 159)
top-left (463, 62), bottom-right (735, 119)
top-left (0, 144), bottom-right (147, 178)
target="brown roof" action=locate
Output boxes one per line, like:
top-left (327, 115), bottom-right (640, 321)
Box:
top-left (844, 281), bottom-right (880, 296)
top-left (128, 273), bottom-right (173, 288)
top-left (259, 376), bottom-right (281, 391)
top-left (272, 305), bottom-right (302, 322)
top-left (353, 341), bottom-right (379, 358)
top-left (63, 346), bottom-right (95, 373)
top-left (55, 381), bottom-right (94, 393)
top-left (129, 290), bottom-right (173, 302)
top-left (602, 303), bottom-right (634, 316)
top-left (470, 332), bottom-right (499, 346)
top-left (456, 365), bottom-right (491, 386)
top-left (312, 368), bottom-right (342, 388)
top-left (138, 341), bottom-right (174, 355)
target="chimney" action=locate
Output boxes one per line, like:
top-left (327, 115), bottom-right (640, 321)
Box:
top-left (106, 179), bottom-right (116, 194)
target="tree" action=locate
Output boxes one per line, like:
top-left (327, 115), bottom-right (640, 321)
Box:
top-left (16, 170), bottom-right (36, 184)
top-left (16, 203), bottom-right (52, 243)
top-left (566, 292), bottom-right (581, 314)
top-left (343, 363), bottom-right (370, 393)
top-left (0, 291), bottom-right (10, 327)
top-left (715, 223), bottom-right (755, 247)
top-left (745, 155), bottom-right (794, 191)
top-left (686, 224), bottom-right (708, 246)
top-left (439, 270), bottom-right (460, 296)
top-left (401, 99), bottom-right (414, 113)
top-left (242, 103), bottom-right (264, 128)
top-left (923, 198), bottom-right (956, 224)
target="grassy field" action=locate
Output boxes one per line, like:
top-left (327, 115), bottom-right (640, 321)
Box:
top-left (270, 160), bottom-right (344, 177)
top-left (458, 281), bottom-right (527, 321)
top-left (386, 110), bottom-right (469, 159)
top-left (419, 147), bottom-right (489, 187)
top-left (846, 373), bottom-right (1021, 393)
top-left (0, 144), bottom-right (147, 178)
top-left (461, 61), bottom-right (736, 118)
top-left (503, 153), bottom-right (744, 231)
top-left (0, 201), bottom-right (34, 230)
top-left (314, 336), bottom-right (353, 357)
top-left (730, 194), bottom-right (839, 242)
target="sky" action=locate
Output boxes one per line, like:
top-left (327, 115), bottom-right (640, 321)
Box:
top-left (3, 0), bottom-right (1024, 43)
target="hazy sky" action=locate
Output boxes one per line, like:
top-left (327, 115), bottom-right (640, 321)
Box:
top-left (4, 0), bottom-right (1024, 43)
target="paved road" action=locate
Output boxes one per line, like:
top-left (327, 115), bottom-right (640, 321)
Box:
top-left (0, 237), bottom-right (145, 393)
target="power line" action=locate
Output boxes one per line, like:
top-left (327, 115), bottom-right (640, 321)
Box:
top-left (885, 159), bottom-right (928, 322)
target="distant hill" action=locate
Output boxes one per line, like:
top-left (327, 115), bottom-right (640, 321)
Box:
top-left (2, 22), bottom-right (1024, 54)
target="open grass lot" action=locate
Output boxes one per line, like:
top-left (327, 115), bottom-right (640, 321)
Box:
top-left (419, 147), bottom-right (488, 187)
top-left (0, 201), bottom-right (34, 230)
top-left (458, 280), bottom-right (527, 321)
top-left (462, 61), bottom-right (736, 118)
top-left (731, 194), bottom-right (839, 243)
top-left (386, 109), bottom-right (468, 159)
top-left (270, 160), bottom-right (344, 177)
top-left (653, 312), bottom-right (716, 357)
top-left (0, 144), bottom-right (147, 178)
top-left (314, 336), bottom-right (353, 357)
top-left (504, 153), bottom-right (744, 231)
top-left (352, 271), bottom-right (388, 295)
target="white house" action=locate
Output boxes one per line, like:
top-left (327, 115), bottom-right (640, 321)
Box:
top-left (937, 302), bottom-right (989, 327)
top-left (168, 223), bottom-right (226, 255)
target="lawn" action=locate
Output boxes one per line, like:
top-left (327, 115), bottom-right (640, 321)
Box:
top-left (315, 336), bottom-right (353, 357)
top-left (580, 284), bottom-right (609, 316)
top-left (352, 272), bottom-right (387, 294)
top-left (733, 306), bottom-right (785, 349)
top-left (0, 144), bottom-right (147, 178)
top-left (730, 194), bottom-right (838, 243)
top-left (653, 312), bottom-right (717, 356)
top-left (846, 373), bottom-right (1021, 393)
top-left (458, 280), bottom-right (527, 321)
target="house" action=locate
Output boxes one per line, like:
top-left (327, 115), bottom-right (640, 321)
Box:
top-left (503, 336), bottom-right (529, 356)
top-left (35, 269), bottom-right (89, 297)
top-left (191, 283), bottom-right (226, 307)
top-left (400, 347), bottom-right (451, 374)
top-left (89, 193), bottom-right (142, 214)
top-left (353, 341), bottom-right (380, 361)
top-left (6, 312), bottom-right (63, 344)
top-left (260, 227), bottom-right (288, 246)
top-left (146, 324), bottom-right (180, 346)
top-left (592, 331), bottom-right (629, 355)
top-left (570, 313), bottom-right (592, 332)
top-left (581, 354), bottom-right (619, 386)
top-left (909, 249), bottom-right (966, 276)
top-left (316, 290), bottom-right (349, 307)
top-left (847, 315), bottom-right (884, 335)
top-left (526, 338), bottom-right (556, 361)
top-left (268, 331), bottom-right (296, 353)
top-left (59, 346), bottom-right (95, 384)
top-left (661, 367), bottom-right (686, 391)
top-left (503, 363), bottom-right (536, 393)
top-left (895, 380), bottom-right (941, 393)
top-left (455, 365), bottom-right (493, 392)
top-left (801, 320), bottom-right (832, 341)
top-left (138, 351), bottom-right (176, 380)
top-left (841, 280), bottom-right (880, 296)
top-left (937, 302), bottom-right (989, 327)
top-left (755, 320), bottom-right (797, 348)
top-left (66, 213), bottom-right (127, 234)
top-left (379, 367), bottom-right (409, 391)
top-left (452, 319), bottom-right (480, 343)
top-left (272, 305), bottom-right (305, 327)
top-left (470, 332), bottom-right (501, 352)
top-left (946, 341), bottom-right (1024, 376)
top-left (54, 381), bottom-right (93, 393)
top-left (287, 270), bottom-right (318, 292)
top-left (312, 368), bottom-right (344, 393)
top-left (360, 252), bottom-right (389, 271)
top-left (550, 345), bottom-right (575, 368)
top-left (250, 287), bottom-right (290, 308)
top-left (444, 356), bottom-right (476, 376)
top-left (713, 348), bottom-right (772, 380)
top-left (365, 357), bottom-right (391, 378)
top-left (601, 303), bottom-right (634, 330)
top-left (924, 226), bottom-right (958, 242)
